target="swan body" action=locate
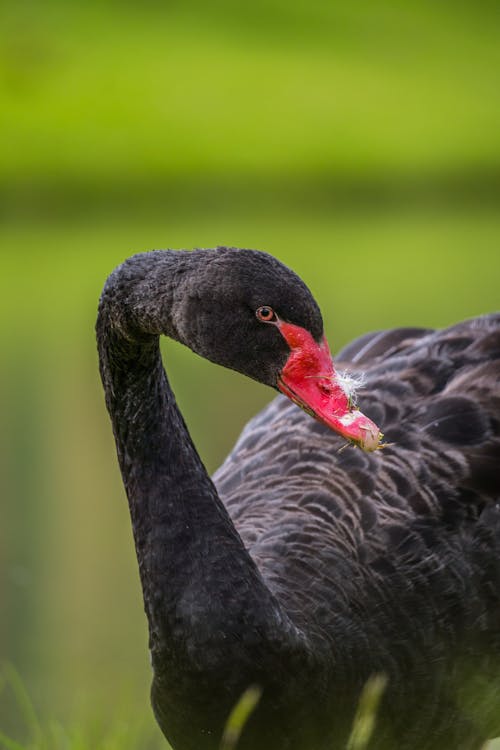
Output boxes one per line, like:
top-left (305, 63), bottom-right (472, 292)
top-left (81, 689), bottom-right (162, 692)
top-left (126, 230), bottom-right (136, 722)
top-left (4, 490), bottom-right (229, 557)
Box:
top-left (97, 247), bottom-right (500, 750)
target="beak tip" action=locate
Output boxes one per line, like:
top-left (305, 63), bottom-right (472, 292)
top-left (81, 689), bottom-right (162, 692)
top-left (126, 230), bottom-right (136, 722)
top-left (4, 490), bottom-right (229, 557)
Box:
top-left (335, 410), bottom-right (382, 452)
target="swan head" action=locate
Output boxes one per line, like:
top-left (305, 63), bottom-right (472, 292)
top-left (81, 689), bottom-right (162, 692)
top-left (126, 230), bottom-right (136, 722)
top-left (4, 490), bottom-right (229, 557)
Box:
top-left (171, 247), bottom-right (383, 452)
top-left (105, 246), bottom-right (383, 451)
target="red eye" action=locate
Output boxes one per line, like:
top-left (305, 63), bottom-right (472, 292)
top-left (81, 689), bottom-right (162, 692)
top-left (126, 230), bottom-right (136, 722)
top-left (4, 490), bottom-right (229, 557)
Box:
top-left (256, 306), bottom-right (276, 323)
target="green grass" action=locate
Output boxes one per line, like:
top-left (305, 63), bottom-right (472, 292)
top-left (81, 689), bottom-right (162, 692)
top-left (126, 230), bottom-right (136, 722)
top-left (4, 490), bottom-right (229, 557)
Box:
top-left (347, 675), bottom-right (388, 750)
top-left (0, 718), bottom-right (164, 750)
top-left (220, 686), bottom-right (262, 750)
top-left (0, 665), bottom-right (164, 750)
top-left (2, 664), bottom-right (498, 749)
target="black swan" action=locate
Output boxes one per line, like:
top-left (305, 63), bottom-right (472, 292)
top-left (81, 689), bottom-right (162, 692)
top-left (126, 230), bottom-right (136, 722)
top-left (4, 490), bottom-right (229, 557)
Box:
top-left (97, 247), bottom-right (500, 750)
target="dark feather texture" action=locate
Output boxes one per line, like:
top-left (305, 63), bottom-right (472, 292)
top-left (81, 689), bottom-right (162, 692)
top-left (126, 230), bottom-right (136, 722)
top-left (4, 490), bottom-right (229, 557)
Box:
top-left (97, 248), bottom-right (500, 750)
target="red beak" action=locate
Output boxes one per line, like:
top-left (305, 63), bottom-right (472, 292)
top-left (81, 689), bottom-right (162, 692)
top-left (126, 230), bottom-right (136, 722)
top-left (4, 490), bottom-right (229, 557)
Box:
top-left (276, 321), bottom-right (383, 452)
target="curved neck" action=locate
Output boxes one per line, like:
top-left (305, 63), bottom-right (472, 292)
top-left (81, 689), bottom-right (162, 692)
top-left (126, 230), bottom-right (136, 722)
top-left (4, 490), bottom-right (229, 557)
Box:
top-left (96, 252), bottom-right (294, 676)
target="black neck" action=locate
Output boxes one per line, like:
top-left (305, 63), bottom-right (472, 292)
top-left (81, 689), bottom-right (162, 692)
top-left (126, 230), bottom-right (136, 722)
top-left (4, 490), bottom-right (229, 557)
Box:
top-left (96, 252), bottom-right (294, 675)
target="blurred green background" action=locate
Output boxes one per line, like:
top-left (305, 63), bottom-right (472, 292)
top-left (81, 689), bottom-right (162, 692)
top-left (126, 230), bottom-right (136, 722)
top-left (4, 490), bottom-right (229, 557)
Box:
top-left (1, 0), bottom-right (500, 747)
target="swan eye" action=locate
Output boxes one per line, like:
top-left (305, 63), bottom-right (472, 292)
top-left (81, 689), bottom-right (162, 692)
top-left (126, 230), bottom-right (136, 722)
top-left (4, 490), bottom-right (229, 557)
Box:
top-left (256, 306), bottom-right (277, 323)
